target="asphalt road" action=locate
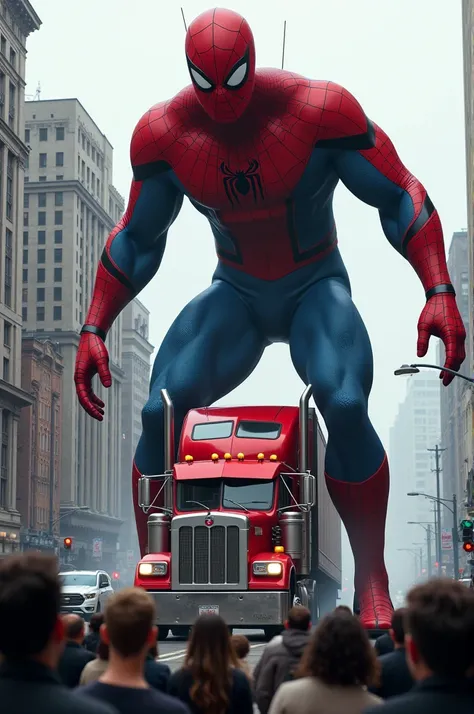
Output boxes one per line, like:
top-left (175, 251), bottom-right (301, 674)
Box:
top-left (158, 629), bottom-right (268, 673)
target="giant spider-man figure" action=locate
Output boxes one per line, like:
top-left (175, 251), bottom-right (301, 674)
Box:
top-left (74, 8), bottom-right (466, 629)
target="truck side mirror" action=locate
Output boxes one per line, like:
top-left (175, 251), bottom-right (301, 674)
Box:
top-left (305, 473), bottom-right (316, 507)
top-left (138, 477), bottom-right (151, 509)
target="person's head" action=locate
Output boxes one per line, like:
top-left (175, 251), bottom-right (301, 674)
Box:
top-left (0, 553), bottom-right (64, 666)
top-left (101, 588), bottom-right (157, 661)
top-left (185, 614), bottom-right (237, 714)
top-left (89, 612), bottom-right (104, 634)
top-left (404, 578), bottom-right (474, 680)
top-left (389, 608), bottom-right (407, 648)
top-left (286, 605), bottom-right (311, 632)
top-left (97, 639), bottom-right (109, 661)
top-left (63, 614), bottom-right (85, 644)
top-left (334, 605), bottom-right (352, 615)
top-left (231, 634), bottom-right (250, 660)
top-left (298, 610), bottom-right (378, 687)
top-left (185, 8), bottom-right (256, 124)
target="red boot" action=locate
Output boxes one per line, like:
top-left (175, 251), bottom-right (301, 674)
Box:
top-left (325, 455), bottom-right (393, 630)
top-left (132, 462), bottom-right (148, 558)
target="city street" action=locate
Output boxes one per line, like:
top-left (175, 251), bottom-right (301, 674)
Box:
top-left (158, 630), bottom-right (267, 672)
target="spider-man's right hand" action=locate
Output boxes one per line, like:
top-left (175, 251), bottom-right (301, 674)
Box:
top-left (74, 332), bottom-right (112, 421)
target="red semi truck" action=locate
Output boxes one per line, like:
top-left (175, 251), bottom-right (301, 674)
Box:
top-left (134, 386), bottom-right (341, 639)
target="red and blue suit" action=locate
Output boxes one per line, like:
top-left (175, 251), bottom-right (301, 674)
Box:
top-left (74, 8), bottom-right (466, 629)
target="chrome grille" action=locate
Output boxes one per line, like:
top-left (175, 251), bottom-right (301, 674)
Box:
top-left (171, 513), bottom-right (248, 591)
top-left (61, 593), bottom-right (84, 606)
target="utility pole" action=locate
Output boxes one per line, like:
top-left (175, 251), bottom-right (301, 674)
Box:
top-left (428, 445), bottom-right (445, 570)
top-left (427, 523), bottom-right (432, 577)
top-left (452, 493), bottom-right (459, 580)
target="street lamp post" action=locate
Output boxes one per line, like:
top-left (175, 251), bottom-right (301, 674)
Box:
top-left (407, 492), bottom-right (459, 579)
top-left (52, 506), bottom-right (89, 527)
top-left (408, 522), bottom-right (434, 576)
top-left (394, 363), bottom-right (474, 384)
top-left (398, 547), bottom-right (421, 581)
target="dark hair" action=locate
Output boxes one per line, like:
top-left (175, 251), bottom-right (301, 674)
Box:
top-left (64, 614), bottom-right (85, 640)
top-left (287, 605), bottom-right (311, 631)
top-left (149, 644), bottom-right (158, 659)
top-left (89, 612), bottom-right (104, 633)
top-left (298, 610), bottom-right (378, 687)
top-left (231, 634), bottom-right (250, 659)
top-left (185, 615), bottom-right (238, 714)
top-left (105, 588), bottom-right (155, 657)
top-left (406, 578), bottom-right (474, 677)
top-left (97, 640), bottom-right (109, 661)
top-left (334, 605), bottom-right (352, 615)
top-left (0, 553), bottom-right (60, 659)
top-left (391, 608), bottom-right (407, 645)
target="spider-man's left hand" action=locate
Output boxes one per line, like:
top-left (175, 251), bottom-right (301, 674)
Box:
top-left (417, 293), bottom-right (466, 386)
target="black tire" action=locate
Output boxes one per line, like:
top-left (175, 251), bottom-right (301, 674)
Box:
top-left (171, 626), bottom-right (190, 639)
top-left (157, 627), bottom-right (170, 641)
top-left (264, 626), bottom-right (281, 642)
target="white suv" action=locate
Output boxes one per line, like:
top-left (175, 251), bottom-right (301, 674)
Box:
top-left (60, 570), bottom-right (114, 620)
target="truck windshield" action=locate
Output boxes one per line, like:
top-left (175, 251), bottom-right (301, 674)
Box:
top-left (61, 574), bottom-right (97, 587)
top-left (177, 478), bottom-right (274, 512)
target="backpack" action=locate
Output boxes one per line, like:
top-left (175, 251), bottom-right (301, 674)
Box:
top-left (281, 641), bottom-right (300, 682)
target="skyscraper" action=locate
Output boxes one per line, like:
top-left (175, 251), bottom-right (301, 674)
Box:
top-left (120, 299), bottom-right (153, 572)
top-left (0, 0), bottom-right (40, 551)
top-left (22, 99), bottom-right (125, 570)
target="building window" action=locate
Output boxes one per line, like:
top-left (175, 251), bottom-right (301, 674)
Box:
top-left (39, 153), bottom-right (47, 168)
top-left (39, 176), bottom-right (46, 182)
top-left (22, 288), bottom-right (27, 302)
top-left (0, 411), bottom-right (9, 507)
top-left (55, 152), bottom-right (64, 167)
top-left (22, 249), bottom-right (28, 264)
top-left (38, 230), bottom-right (45, 245)
top-left (56, 175), bottom-right (63, 180)
top-left (8, 83), bottom-right (15, 128)
top-left (9, 47), bottom-right (15, 68)
top-left (6, 152), bottom-right (13, 220)
top-left (22, 306), bottom-right (27, 321)
top-left (4, 228), bottom-right (12, 308)
top-left (0, 36), bottom-right (5, 55)
top-left (54, 248), bottom-right (62, 263)
top-left (39, 128), bottom-right (48, 141)
top-left (24, 193), bottom-right (29, 208)
top-left (54, 211), bottom-right (63, 225)
top-left (54, 267), bottom-right (62, 282)
top-left (23, 231), bottom-right (28, 245)
top-left (36, 306), bottom-right (44, 321)
top-left (2, 358), bottom-right (9, 382)
top-left (37, 268), bottom-right (45, 283)
top-left (54, 229), bottom-right (62, 244)
top-left (25, 128), bottom-right (30, 143)
top-left (37, 287), bottom-right (45, 301)
top-left (56, 126), bottom-right (64, 141)
top-left (23, 211), bottom-right (28, 226)
top-left (38, 211), bottom-right (46, 226)
top-left (53, 287), bottom-right (62, 301)
top-left (3, 322), bottom-right (11, 347)
top-left (53, 306), bottom-right (61, 321)
top-left (38, 193), bottom-right (46, 207)
top-left (55, 192), bottom-right (63, 206)
top-left (37, 248), bottom-right (45, 264)
top-left (22, 268), bottom-right (28, 283)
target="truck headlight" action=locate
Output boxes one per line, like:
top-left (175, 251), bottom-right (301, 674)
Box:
top-left (138, 562), bottom-right (168, 576)
top-left (253, 561), bottom-right (282, 576)
top-left (84, 592), bottom-right (97, 600)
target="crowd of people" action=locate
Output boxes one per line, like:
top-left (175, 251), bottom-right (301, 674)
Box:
top-left (0, 553), bottom-right (474, 714)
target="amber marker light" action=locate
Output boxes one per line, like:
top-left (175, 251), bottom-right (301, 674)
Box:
top-left (270, 454), bottom-right (277, 461)
top-left (237, 452), bottom-right (244, 461)
top-left (274, 545), bottom-right (285, 553)
top-left (211, 453), bottom-right (219, 461)
top-left (184, 455), bottom-right (193, 463)
top-left (224, 453), bottom-right (232, 460)
top-left (257, 453), bottom-right (264, 461)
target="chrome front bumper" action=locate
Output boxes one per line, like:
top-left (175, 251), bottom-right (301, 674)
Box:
top-left (148, 590), bottom-right (289, 627)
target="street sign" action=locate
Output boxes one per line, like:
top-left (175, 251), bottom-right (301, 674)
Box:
top-left (441, 529), bottom-right (453, 551)
top-left (127, 550), bottom-right (134, 567)
top-left (92, 537), bottom-right (102, 559)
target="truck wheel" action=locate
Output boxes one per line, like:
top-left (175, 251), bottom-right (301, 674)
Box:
top-left (157, 627), bottom-right (170, 641)
top-left (264, 626), bottom-right (281, 642)
top-left (171, 626), bottom-right (190, 639)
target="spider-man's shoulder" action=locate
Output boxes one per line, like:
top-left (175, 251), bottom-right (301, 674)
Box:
top-left (130, 86), bottom-right (201, 178)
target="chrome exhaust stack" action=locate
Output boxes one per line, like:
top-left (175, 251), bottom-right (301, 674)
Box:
top-left (298, 385), bottom-right (315, 576)
top-left (161, 389), bottom-right (174, 512)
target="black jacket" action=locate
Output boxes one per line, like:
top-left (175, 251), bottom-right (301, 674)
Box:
top-left (374, 633), bottom-right (394, 656)
top-left (370, 647), bottom-right (414, 699)
top-left (364, 675), bottom-right (474, 714)
top-left (0, 659), bottom-right (116, 714)
top-left (84, 631), bottom-right (100, 654)
top-left (255, 628), bottom-right (311, 714)
top-left (144, 655), bottom-right (171, 692)
top-left (58, 641), bottom-right (95, 688)
top-left (168, 666), bottom-right (253, 714)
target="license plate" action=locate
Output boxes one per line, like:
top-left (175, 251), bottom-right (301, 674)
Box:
top-left (199, 605), bottom-right (219, 616)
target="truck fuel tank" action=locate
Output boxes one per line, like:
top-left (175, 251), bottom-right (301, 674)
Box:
top-left (147, 513), bottom-right (171, 554)
top-left (279, 511), bottom-right (304, 568)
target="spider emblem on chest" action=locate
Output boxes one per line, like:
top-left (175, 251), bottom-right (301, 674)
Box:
top-left (220, 158), bottom-right (264, 206)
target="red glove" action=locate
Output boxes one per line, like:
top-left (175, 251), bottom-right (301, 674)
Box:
top-left (417, 293), bottom-right (466, 386)
top-left (74, 332), bottom-right (112, 421)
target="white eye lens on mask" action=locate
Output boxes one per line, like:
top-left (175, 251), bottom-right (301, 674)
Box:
top-left (190, 67), bottom-right (213, 90)
top-left (226, 62), bottom-right (247, 88)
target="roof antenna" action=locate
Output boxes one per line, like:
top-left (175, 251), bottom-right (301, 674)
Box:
top-left (181, 7), bottom-right (187, 31)
top-left (281, 20), bottom-right (287, 70)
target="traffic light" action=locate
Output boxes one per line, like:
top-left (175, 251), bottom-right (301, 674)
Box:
top-left (463, 541), bottom-right (474, 553)
top-left (112, 571), bottom-right (120, 580)
top-left (63, 537), bottom-right (72, 550)
top-left (461, 520), bottom-right (474, 552)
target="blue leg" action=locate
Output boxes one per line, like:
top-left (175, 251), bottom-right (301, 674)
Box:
top-left (289, 277), bottom-right (392, 629)
top-left (135, 279), bottom-right (266, 474)
top-left (289, 277), bottom-right (384, 482)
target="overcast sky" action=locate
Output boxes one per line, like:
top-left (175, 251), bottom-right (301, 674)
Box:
top-left (25, 0), bottom-right (467, 595)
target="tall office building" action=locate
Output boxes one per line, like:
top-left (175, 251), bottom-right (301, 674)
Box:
top-left (0, 1), bottom-right (40, 552)
top-left (462, 1), bottom-right (474, 520)
top-left (387, 371), bottom-right (440, 590)
top-left (438, 231), bottom-right (469, 518)
top-left (120, 299), bottom-right (153, 572)
top-left (22, 99), bottom-right (125, 570)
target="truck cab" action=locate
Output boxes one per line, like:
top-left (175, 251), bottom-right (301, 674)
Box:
top-left (135, 387), bottom-right (341, 639)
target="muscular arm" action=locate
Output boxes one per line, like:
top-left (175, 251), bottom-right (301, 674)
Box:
top-left (82, 171), bottom-right (182, 340)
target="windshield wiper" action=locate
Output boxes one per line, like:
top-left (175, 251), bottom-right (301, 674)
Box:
top-left (186, 499), bottom-right (211, 513)
top-left (223, 497), bottom-right (250, 513)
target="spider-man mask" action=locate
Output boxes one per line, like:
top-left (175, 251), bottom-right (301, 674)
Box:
top-left (185, 8), bottom-right (256, 124)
